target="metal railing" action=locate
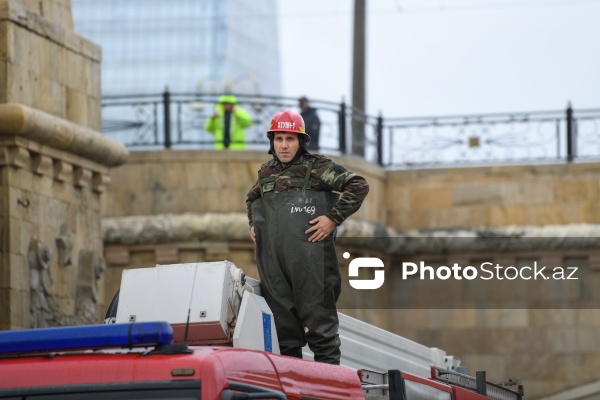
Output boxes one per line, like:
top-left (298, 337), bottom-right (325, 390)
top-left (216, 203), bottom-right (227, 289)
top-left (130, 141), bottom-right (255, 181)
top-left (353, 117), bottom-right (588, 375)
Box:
top-left (102, 91), bottom-right (346, 154)
top-left (101, 90), bottom-right (600, 167)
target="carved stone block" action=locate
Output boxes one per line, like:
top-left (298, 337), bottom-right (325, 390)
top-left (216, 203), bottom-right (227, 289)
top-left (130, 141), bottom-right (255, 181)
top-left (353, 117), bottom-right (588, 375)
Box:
top-left (72, 165), bottom-right (92, 188)
top-left (76, 249), bottom-right (105, 304)
top-left (104, 246), bottom-right (130, 266)
top-left (30, 152), bottom-right (53, 176)
top-left (52, 158), bottom-right (72, 182)
top-left (155, 244), bottom-right (178, 264)
top-left (28, 237), bottom-right (53, 328)
top-left (0, 145), bottom-right (29, 168)
top-left (91, 171), bottom-right (110, 193)
top-left (55, 223), bottom-right (72, 268)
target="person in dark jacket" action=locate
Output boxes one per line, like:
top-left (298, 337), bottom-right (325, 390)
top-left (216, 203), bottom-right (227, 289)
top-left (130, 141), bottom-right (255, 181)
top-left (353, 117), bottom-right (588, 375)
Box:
top-left (299, 96), bottom-right (320, 151)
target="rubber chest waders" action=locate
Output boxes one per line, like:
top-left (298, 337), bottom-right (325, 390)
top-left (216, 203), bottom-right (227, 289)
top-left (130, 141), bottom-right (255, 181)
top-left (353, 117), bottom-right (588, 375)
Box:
top-left (251, 159), bottom-right (342, 364)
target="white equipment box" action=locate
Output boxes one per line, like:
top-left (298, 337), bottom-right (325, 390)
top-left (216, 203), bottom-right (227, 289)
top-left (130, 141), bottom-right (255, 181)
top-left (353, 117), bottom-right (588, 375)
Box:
top-left (233, 291), bottom-right (280, 354)
top-left (117, 261), bottom-right (244, 345)
top-left (115, 261), bottom-right (278, 352)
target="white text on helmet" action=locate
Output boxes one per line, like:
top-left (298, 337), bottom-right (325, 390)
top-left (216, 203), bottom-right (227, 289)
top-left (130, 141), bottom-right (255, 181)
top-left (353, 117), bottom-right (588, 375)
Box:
top-left (278, 122), bottom-right (296, 129)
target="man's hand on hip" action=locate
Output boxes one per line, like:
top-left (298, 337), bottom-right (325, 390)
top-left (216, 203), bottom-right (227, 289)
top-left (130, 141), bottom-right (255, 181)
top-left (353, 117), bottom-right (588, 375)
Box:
top-left (250, 226), bottom-right (256, 244)
top-left (306, 216), bottom-right (336, 242)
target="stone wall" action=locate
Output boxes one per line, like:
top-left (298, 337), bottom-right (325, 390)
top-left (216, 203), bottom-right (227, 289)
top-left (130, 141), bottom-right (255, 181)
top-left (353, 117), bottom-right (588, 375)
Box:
top-left (0, 0), bottom-right (127, 330)
top-left (387, 163), bottom-right (600, 230)
top-left (104, 152), bottom-right (600, 233)
top-left (0, 0), bottom-right (101, 130)
top-left (379, 242), bottom-right (600, 398)
top-left (0, 104), bottom-right (127, 330)
top-left (11, 0), bottom-right (73, 29)
top-left (102, 150), bottom-right (386, 225)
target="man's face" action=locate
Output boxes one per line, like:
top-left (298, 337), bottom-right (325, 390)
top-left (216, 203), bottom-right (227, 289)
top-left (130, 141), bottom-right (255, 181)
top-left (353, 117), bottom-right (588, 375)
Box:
top-left (222, 102), bottom-right (234, 112)
top-left (273, 132), bottom-right (300, 164)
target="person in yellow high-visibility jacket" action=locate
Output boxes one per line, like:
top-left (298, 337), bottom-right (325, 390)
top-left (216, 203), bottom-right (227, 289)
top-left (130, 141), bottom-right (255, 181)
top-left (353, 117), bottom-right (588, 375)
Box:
top-left (204, 95), bottom-right (253, 149)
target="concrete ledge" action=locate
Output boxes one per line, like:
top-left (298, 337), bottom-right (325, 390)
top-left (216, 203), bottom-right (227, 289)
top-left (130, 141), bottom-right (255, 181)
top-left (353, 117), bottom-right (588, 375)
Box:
top-left (103, 212), bottom-right (600, 253)
top-left (102, 213), bottom-right (388, 246)
top-left (0, 103), bottom-right (128, 167)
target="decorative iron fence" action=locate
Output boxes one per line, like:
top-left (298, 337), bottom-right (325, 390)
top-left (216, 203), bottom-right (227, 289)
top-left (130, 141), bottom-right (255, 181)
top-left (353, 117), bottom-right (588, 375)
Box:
top-left (102, 91), bottom-right (346, 153)
top-left (101, 90), bottom-right (600, 167)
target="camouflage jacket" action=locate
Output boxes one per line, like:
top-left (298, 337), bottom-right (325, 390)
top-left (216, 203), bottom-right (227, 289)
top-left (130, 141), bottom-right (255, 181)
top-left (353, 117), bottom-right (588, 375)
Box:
top-left (246, 153), bottom-right (369, 227)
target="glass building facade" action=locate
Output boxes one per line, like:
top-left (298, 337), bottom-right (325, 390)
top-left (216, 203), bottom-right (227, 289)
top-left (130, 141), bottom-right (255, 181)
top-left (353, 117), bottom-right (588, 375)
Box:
top-left (71, 0), bottom-right (281, 96)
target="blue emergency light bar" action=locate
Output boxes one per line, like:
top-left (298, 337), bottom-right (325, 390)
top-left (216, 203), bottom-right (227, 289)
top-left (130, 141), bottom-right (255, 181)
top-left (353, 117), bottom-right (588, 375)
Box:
top-left (0, 321), bottom-right (173, 354)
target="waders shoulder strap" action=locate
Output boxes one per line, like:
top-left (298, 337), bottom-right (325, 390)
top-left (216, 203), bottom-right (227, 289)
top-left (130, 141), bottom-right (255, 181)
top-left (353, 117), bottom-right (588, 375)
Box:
top-left (302, 158), bottom-right (315, 192)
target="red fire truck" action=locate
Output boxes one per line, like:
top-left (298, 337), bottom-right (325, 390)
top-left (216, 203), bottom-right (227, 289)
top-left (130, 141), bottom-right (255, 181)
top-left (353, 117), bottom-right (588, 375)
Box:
top-left (0, 262), bottom-right (524, 400)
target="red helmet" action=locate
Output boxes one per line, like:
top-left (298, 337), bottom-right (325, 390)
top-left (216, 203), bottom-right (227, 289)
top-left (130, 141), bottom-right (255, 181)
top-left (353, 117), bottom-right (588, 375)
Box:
top-left (266, 109), bottom-right (311, 142)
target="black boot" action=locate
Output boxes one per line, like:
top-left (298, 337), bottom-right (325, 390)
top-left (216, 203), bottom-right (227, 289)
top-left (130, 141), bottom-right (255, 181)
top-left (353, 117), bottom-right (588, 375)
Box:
top-left (280, 346), bottom-right (303, 359)
top-left (311, 334), bottom-right (341, 365)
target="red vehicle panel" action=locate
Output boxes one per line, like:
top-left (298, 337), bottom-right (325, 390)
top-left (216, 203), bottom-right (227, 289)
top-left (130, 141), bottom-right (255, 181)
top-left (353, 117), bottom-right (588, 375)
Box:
top-left (0, 346), bottom-right (365, 399)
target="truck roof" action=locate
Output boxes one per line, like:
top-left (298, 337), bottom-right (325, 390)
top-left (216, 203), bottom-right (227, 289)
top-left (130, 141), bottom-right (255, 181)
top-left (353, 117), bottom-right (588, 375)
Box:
top-left (0, 324), bottom-right (364, 399)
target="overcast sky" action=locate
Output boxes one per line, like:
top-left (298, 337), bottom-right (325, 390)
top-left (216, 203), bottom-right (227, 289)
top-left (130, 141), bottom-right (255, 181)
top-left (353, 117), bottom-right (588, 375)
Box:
top-left (277, 0), bottom-right (600, 118)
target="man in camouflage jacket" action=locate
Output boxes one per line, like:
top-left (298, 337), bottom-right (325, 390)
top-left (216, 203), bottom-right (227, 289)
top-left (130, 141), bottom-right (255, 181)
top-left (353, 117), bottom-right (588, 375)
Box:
top-left (246, 109), bottom-right (369, 364)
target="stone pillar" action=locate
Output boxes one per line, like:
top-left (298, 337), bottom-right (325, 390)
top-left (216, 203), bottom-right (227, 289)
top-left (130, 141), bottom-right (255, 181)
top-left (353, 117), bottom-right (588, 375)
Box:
top-left (0, 0), bottom-right (99, 129)
top-left (0, 0), bottom-right (128, 330)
